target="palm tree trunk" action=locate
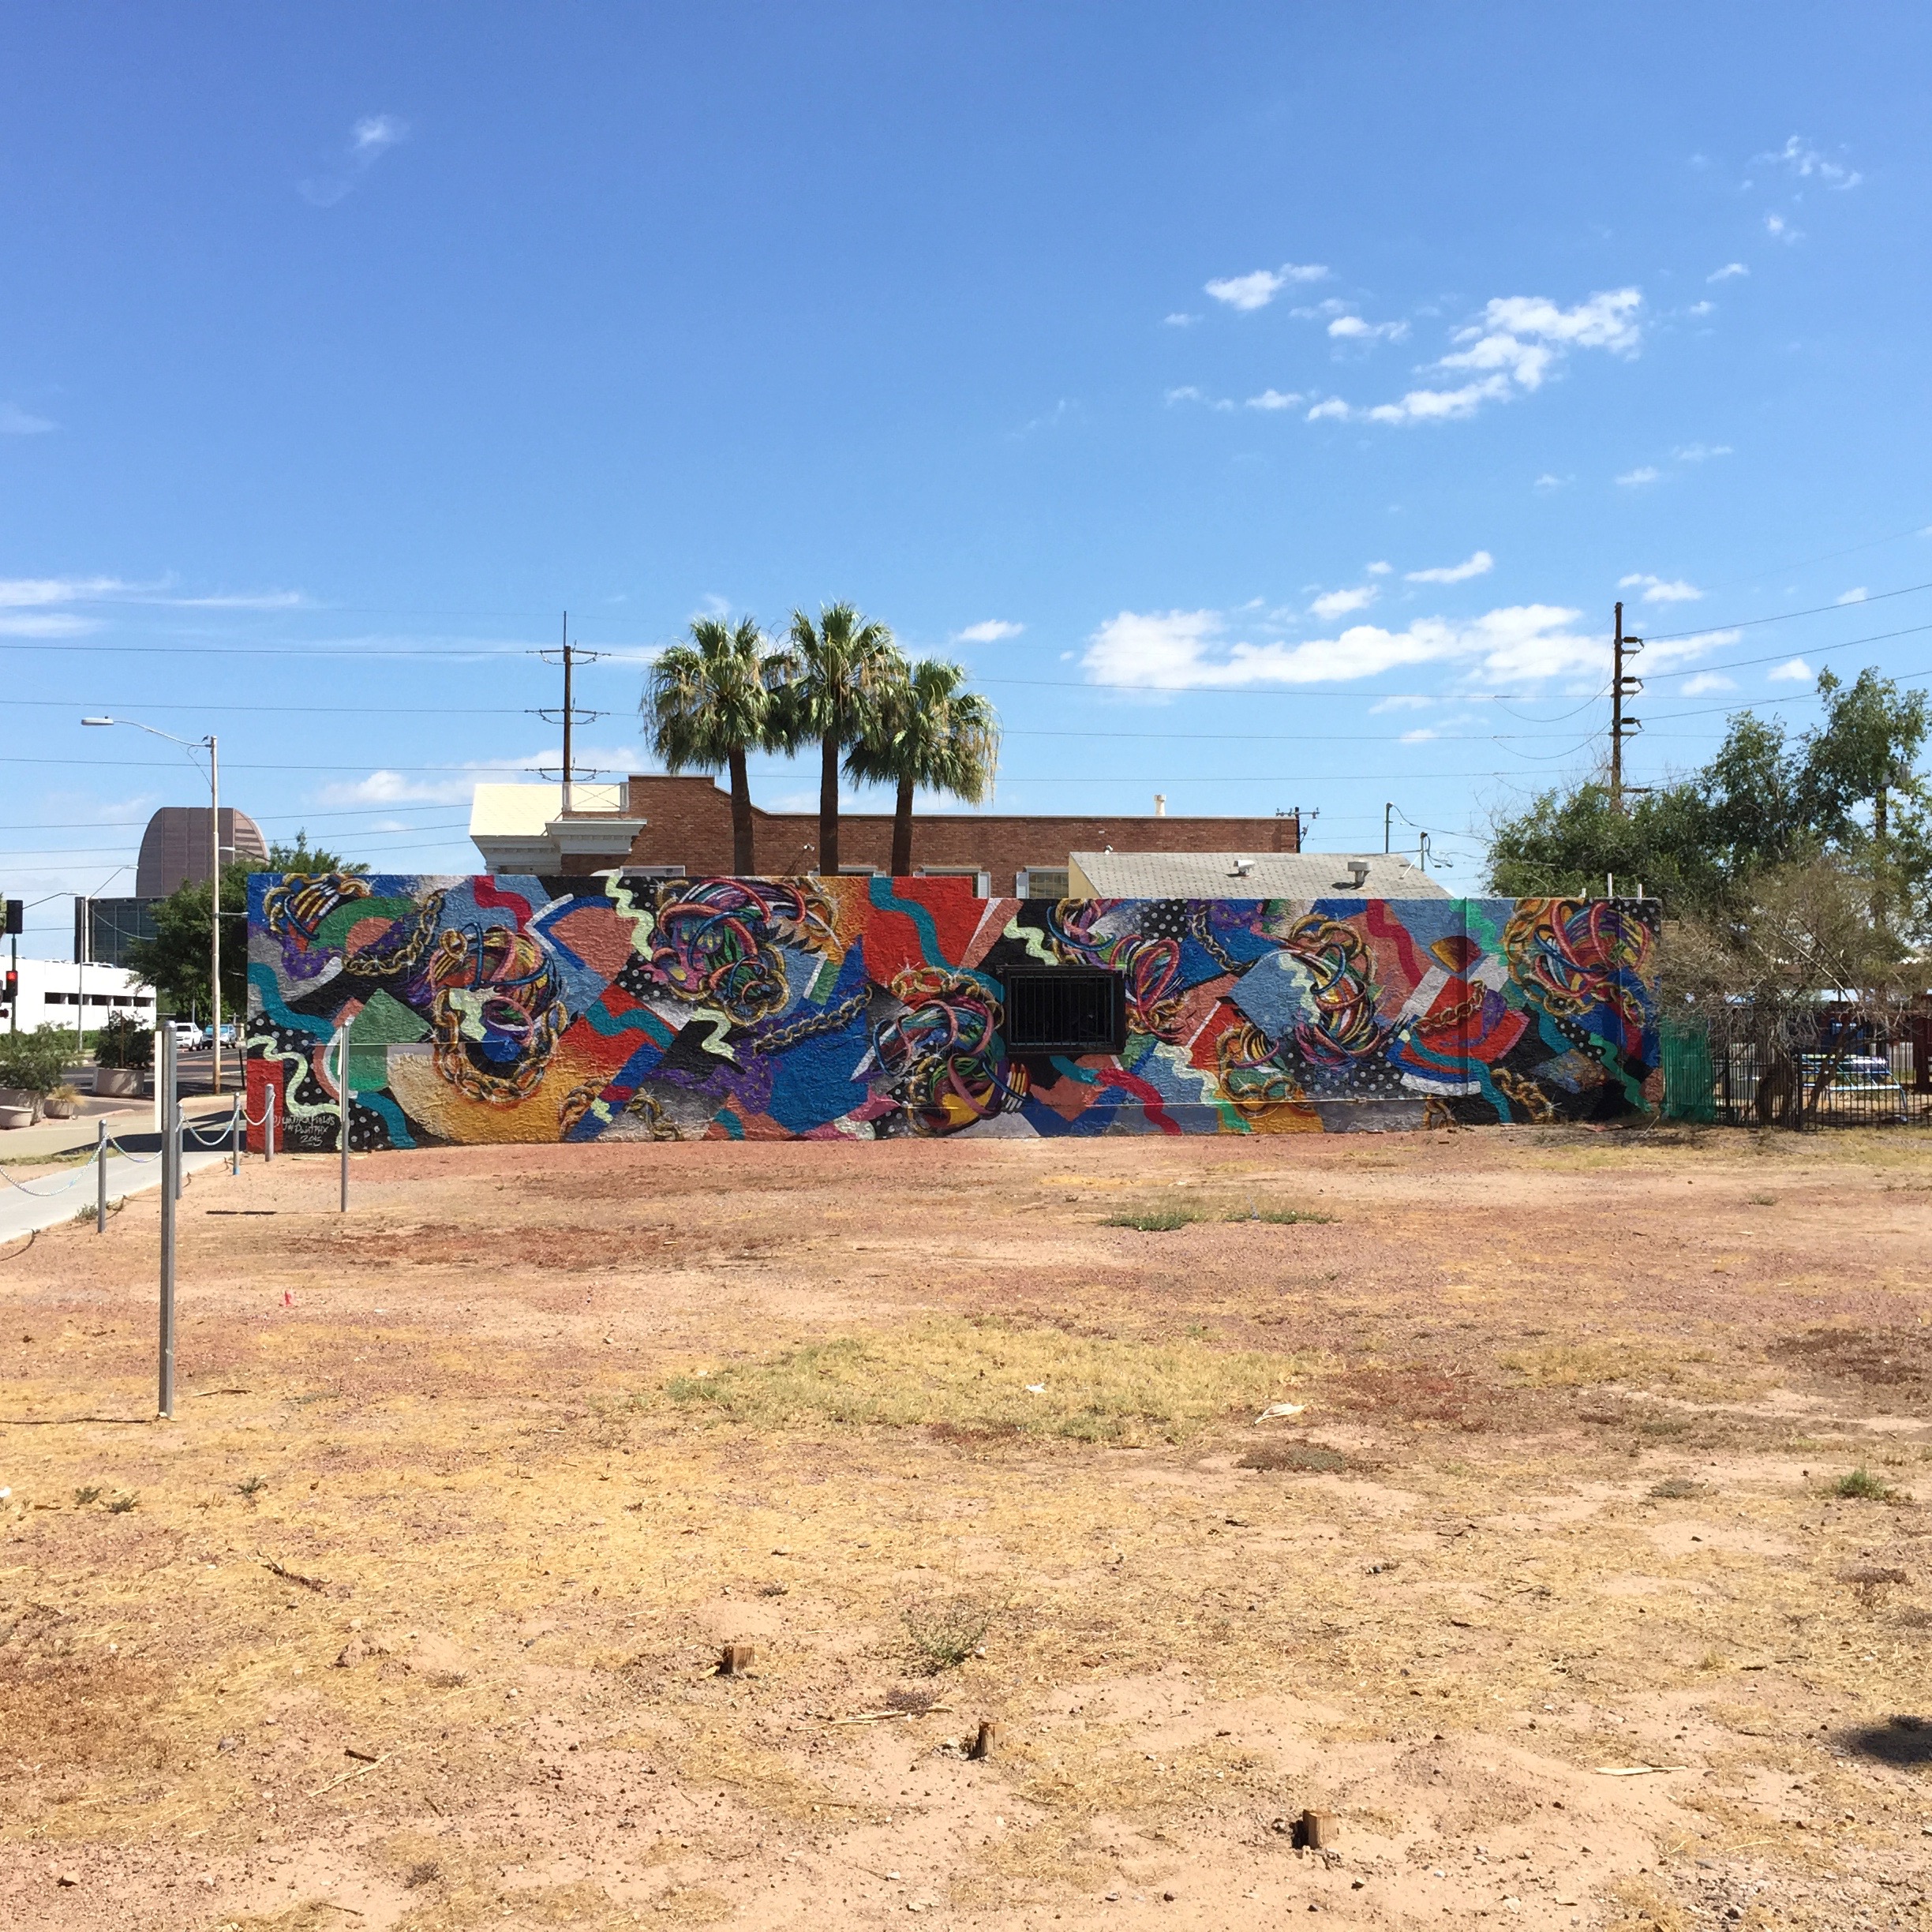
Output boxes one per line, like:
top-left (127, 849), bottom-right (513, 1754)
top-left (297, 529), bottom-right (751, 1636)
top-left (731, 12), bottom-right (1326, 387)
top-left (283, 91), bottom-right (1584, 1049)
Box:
top-left (728, 744), bottom-right (754, 875)
top-left (818, 732), bottom-right (840, 874)
top-left (892, 773), bottom-right (915, 877)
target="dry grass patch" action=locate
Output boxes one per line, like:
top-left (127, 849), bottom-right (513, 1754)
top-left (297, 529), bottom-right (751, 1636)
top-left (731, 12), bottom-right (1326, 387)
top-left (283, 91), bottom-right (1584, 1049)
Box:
top-left (657, 1316), bottom-right (1315, 1445)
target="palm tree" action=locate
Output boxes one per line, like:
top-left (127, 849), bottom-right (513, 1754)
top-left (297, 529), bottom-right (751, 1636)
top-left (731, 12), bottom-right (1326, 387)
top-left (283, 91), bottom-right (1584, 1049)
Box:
top-left (846, 658), bottom-right (1002, 876)
top-left (642, 616), bottom-right (777, 874)
top-left (773, 602), bottom-right (903, 874)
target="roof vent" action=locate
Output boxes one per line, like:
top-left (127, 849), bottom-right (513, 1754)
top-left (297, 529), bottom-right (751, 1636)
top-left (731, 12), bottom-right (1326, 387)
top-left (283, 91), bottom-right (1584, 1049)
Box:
top-left (1229, 857), bottom-right (1255, 878)
top-left (1346, 859), bottom-right (1371, 889)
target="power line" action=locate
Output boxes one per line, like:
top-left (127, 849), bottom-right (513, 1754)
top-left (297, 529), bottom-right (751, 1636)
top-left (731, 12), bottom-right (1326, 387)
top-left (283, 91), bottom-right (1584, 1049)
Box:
top-left (1644, 575), bottom-right (1932, 643)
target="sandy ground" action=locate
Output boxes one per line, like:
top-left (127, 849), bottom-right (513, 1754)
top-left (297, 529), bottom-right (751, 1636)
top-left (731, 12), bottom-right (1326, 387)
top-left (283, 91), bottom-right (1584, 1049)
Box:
top-left (2, 1124), bottom-right (1930, 1932)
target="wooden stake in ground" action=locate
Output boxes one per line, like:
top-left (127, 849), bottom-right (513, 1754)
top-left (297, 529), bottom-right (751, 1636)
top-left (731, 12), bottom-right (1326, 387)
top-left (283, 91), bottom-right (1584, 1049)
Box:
top-left (1301, 1809), bottom-right (1332, 1852)
top-left (969, 1720), bottom-right (1000, 1761)
top-left (718, 1642), bottom-right (755, 1676)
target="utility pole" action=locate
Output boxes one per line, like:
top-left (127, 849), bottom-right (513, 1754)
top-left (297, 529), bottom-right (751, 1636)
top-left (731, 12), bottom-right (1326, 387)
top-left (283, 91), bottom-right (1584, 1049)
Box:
top-left (209, 732), bottom-right (222, 1095)
top-left (540, 613), bottom-right (608, 816)
top-left (1611, 601), bottom-right (1643, 811)
top-left (1383, 802), bottom-right (1394, 855)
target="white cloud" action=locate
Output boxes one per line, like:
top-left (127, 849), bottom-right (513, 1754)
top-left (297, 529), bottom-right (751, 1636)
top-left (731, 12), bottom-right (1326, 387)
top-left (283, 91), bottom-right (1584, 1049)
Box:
top-left (1245, 388), bottom-right (1302, 411)
top-left (953, 620), bottom-right (1023, 643)
top-left (0, 575), bottom-right (128, 606)
top-left (1768, 657), bottom-right (1814, 683)
top-left (1679, 672), bottom-right (1736, 695)
top-left (1305, 397), bottom-right (1351, 422)
top-left (0, 402), bottom-right (54, 435)
top-left (1080, 602), bottom-right (1611, 690)
top-left (1406, 549), bottom-right (1494, 586)
top-left (1673, 443), bottom-right (1732, 463)
top-left (1687, 301), bottom-right (1715, 317)
top-left (1438, 288), bottom-right (1642, 387)
top-left (1366, 560), bottom-right (1393, 576)
top-left (1165, 385), bottom-right (1232, 412)
top-left (1764, 212), bottom-right (1800, 242)
top-left (1204, 263), bottom-right (1328, 311)
top-left (1163, 313), bottom-right (1200, 328)
top-left (165, 589), bottom-right (309, 610)
top-left (1370, 693), bottom-right (1432, 713)
top-left (1308, 586), bottom-right (1377, 620)
top-left (1399, 727), bottom-right (1440, 743)
top-left (1365, 376), bottom-right (1512, 424)
top-left (320, 739), bottom-right (639, 809)
top-left (1619, 572), bottom-right (1703, 604)
top-left (1708, 262), bottom-right (1750, 283)
top-left (0, 612), bottom-right (97, 637)
top-left (1836, 586), bottom-right (1867, 605)
top-left (1533, 473), bottom-right (1570, 492)
top-left (1763, 136), bottom-right (1861, 189)
top-left (1616, 466), bottom-right (1661, 487)
top-left (301, 114), bottom-right (410, 206)
top-left (1327, 314), bottom-right (1409, 343)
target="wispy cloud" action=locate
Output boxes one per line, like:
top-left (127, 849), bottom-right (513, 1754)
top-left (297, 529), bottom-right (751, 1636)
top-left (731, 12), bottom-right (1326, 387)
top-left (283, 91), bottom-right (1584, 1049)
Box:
top-left (301, 112), bottom-right (410, 207)
top-left (1366, 561), bottom-right (1393, 576)
top-left (1709, 262), bottom-right (1750, 283)
top-left (1082, 603), bottom-right (1609, 690)
top-left (1165, 385), bottom-right (1233, 412)
top-left (1315, 289), bottom-right (1642, 425)
top-left (953, 620), bottom-right (1023, 644)
top-left (1762, 135), bottom-right (1861, 189)
top-left (1673, 443), bottom-right (1732, 463)
top-left (1768, 657), bottom-right (1814, 683)
top-left (1406, 550), bottom-right (1493, 586)
top-left (0, 402), bottom-right (55, 435)
top-left (1369, 693), bottom-right (1432, 713)
top-left (1305, 397), bottom-right (1350, 422)
top-left (1163, 313), bottom-right (1200, 328)
top-left (0, 575), bottom-right (129, 607)
top-left (1308, 586), bottom-right (1377, 620)
top-left (320, 739), bottom-right (638, 808)
top-left (1244, 388), bottom-right (1302, 411)
top-left (1679, 672), bottom-right (1736, 695)
top-left (1764, 212), bottom-right (1800, 243)
top-left (1836, 587), bottom-right (1867, 605)
top-left (1619, 572), bottom-right (1702, 605)
top-left (1533, 473), bottom-right (1570, 492)
top-left (1616, 466), bottom-right (1661, 487)
top-left (1327, 313), bottom-right (1408, 344)
top-left (1204, 263), bottom-right (1328, 312)
top-left (0, 612), bottom-right (97, 637)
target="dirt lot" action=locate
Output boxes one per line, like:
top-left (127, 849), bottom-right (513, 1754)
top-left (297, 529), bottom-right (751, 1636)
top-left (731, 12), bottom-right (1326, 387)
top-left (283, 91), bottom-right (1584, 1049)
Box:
top-left (3, 1125), bottom-right (1930, 1931)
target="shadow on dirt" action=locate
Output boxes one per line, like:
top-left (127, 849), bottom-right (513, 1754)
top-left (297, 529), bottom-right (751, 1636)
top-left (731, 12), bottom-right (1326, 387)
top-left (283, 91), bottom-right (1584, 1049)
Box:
top-left (1835, 1717), bottom-right (1932, 1766)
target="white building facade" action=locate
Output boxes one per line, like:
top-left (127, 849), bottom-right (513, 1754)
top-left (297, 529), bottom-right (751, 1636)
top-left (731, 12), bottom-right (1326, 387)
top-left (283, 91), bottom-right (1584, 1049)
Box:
top-left (6, 958), bottom-right (155, 1035)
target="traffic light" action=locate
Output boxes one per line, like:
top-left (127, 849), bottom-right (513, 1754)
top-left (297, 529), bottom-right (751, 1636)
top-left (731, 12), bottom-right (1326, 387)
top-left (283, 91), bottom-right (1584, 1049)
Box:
top-left (2, 900), bottom-right (20, 935)
top-left (2, 970), bottom-right (16, 1009)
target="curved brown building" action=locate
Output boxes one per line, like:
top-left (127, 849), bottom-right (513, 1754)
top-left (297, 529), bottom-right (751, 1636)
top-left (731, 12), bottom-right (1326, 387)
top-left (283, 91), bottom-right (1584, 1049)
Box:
top-left (134, 807), bottom-right (268, 897)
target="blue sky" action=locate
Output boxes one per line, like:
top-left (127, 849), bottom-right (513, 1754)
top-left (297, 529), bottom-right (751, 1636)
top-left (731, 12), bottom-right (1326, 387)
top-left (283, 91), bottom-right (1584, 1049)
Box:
top-left (4, 3), bottom-right (1930, 942)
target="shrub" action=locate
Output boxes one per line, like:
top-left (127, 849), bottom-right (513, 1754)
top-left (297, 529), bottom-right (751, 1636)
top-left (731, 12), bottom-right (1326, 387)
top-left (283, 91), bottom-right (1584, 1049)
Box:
top-left (95, 1014), bottom-right (154, 1071)
top-left (1834, 1466), bottom-right (1894, 1501)
top-left (0, 1025), bottom-right (77, 1098)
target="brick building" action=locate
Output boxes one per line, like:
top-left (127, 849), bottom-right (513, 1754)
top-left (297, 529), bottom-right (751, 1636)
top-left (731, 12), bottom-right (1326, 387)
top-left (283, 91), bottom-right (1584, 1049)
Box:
top-left (470, 776), bottom-right (1301, 894)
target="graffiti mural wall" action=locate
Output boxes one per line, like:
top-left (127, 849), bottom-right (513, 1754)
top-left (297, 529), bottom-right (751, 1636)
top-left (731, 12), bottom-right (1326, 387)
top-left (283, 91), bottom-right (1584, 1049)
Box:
top-left (245, 874), bottom-right (1661, 1149)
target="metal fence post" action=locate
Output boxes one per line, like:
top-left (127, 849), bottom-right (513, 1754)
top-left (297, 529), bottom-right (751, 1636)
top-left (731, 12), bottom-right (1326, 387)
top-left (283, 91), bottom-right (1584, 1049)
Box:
top-left (335, 1028), bottom-right (350, 1214)
top-left (230, 1093), bottom-right (242, 1176)
top-left (95, 1118), bottom-right (107, 1234)
top-left (158, 1025), bottom-right (176, 1419)
top-left (265, 1084), bottom-right (276, 1163)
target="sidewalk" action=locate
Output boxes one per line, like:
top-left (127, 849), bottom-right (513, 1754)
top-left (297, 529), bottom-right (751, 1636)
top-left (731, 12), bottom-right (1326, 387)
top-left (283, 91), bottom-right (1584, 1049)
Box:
top-left (0, 1139), bottom-right (234, 1241)
top-left (0, 1094), bottom-right (234, 1163)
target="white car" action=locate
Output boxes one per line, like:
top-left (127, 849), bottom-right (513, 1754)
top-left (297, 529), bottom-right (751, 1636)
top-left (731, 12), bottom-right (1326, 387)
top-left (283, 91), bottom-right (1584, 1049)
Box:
top-left (166, 1020), bottom-right (206, 1051)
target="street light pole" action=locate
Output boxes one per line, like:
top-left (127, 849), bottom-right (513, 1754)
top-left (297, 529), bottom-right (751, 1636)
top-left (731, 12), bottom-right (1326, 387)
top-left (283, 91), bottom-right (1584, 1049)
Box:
top-left (81, 715), bottom-right (224, 1094)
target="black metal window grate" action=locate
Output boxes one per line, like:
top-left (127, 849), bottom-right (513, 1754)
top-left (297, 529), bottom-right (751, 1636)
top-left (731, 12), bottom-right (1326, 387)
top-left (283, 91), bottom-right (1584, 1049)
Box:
top-left (1001, 968), bottom-right (1128, 1054)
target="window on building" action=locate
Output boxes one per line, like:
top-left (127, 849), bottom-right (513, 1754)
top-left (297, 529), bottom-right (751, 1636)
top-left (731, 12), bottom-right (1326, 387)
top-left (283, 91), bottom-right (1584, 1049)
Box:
top-left (915, 867), bottom-right (990, 894)
top-left (837, 863), bottom-right (882, 876)
top-left (1000, 968), bottom-right (1128, 1055)
top-left (616, 864), bottom-right (684, 881)
top-left (1017, 867), bottom-right (1070, 899)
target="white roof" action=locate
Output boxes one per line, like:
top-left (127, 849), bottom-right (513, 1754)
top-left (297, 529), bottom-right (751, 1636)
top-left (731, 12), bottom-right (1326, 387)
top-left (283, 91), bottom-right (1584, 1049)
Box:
top-left (1068, 851), bottom-right (1452, 899)
top-left (469, 782), bottom-right (627, 837)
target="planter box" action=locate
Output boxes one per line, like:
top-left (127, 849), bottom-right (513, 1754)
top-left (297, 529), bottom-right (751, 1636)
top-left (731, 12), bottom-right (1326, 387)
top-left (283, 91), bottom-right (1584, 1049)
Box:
top-left (41, 1098), bottom-right (78, 1119)
top-left (0, 1106), bottom-right (34, 1130)
top-left (0, 1087), bottom-right (39, 1119)
top-left (95, 1068), bottom-right (144, 1098)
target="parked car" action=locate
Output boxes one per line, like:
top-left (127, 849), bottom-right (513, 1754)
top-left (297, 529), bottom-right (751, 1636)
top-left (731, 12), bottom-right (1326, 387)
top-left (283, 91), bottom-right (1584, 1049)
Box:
top-left (1794, 1051), bottom-right (1908, 1121)
top-left (166, 1020), bottom-right (207, 1052)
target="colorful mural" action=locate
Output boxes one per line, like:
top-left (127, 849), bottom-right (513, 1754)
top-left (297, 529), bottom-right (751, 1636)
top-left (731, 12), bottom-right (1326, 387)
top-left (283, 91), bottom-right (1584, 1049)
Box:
top-left (245, 874), bottom-right (1661, 1149)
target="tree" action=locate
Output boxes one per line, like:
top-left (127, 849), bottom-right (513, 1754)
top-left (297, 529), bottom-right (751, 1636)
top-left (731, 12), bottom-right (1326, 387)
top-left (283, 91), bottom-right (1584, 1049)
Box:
top-left (642, 616), bottom-right (779, 874)
top-left (844, 658), bottom-right (1002, 875)
top-left (771, 602), bottom-right (904, 874)
top-left (266, 831), bottom-right (366, 874)
top-left (124, 860), bottom-right (249, 1020)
